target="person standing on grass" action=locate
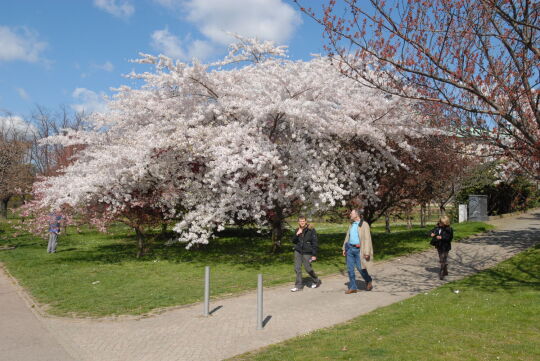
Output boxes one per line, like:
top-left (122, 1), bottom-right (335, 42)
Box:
top-left (430, 215), bottom-right (453, 280)
top-left (342, 209), bottom-right (374, 294)
top-left (290, 216), bottom-right (322, 292)
top-left (47, 211), bottom-right (62, 253)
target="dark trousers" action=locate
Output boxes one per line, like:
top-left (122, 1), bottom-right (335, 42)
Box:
top-left (345, 243), bottom-right (372, 290)
top-left (294, 251), bottom-right (319, 288)
top-left (438, 249), bottom-right (449, 267)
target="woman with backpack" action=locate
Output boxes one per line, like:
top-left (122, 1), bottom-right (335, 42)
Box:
top-left (430, 215), bottom-right (454, 280)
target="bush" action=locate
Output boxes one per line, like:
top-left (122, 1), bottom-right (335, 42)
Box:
top-left (457, 172), bottom-right (539, 215)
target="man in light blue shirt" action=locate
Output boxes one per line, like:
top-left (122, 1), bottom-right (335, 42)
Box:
top-left (342, 209), bottom-right (373, 293)
top-left (349, 219), bottom-right (361, 246)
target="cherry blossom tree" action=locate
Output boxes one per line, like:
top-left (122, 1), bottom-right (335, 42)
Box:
top-left (0, 115), bottom-right (34, 218)
top-left (352, 134), bottom-right (476, 229)
top-left (296, 0), bottom-right (540, 179)
top-left (27, 37), bottom-right (428, 250)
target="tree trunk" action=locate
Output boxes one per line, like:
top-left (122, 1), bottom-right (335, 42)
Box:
top-left (385, 213), bottom-right (391, 233)
top-left (405, 210), bottom-right (412, 230)
top-left (427, 203), bottom-right (432, 223)
top-left (420, 203), bottom-right (427, 228)
top-left (134, 227), bottom-right (146, 258)
top-left (439, 204), bottom-right (446, 217)
top-left (270, 207), bottom-right (284, 253)
top-left (20, 194), bottom-right (26, 223)
top-left (0, 197), bottom-right (10, 219)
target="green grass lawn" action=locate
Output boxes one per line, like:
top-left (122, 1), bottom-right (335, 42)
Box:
top-left (231, 244), bottom-right (540, 361)
top-left (0, 219), bottom-right (492, 317)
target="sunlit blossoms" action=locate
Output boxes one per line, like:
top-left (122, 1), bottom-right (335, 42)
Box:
top-left (28, 36), bottom-right (428, 248)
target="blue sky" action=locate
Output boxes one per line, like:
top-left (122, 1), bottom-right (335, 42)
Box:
top-left (0, 0), bottom-right (327, 121)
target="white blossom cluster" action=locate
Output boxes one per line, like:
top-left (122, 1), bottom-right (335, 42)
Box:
top-left (34, 36), bottom-right (428, 247)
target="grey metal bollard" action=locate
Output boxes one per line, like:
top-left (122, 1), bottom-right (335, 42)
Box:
top-left (203, 266), bottom-right (210, 317)
top-left (256, 273), bottom-right (263, 330)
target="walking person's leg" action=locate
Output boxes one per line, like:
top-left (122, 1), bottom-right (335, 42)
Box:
top-left (353, 248), bottom-right (372, 290)
top-left (359, 268), bottom-right (373, 290)
top-left (437, 248), bottom-right (445, 279)
top-left (47, 232), bottom-right (57, 253)
top-left (441, 251), bottom-right (449, 276)
top-left (50, 232), bottom-right (58, 253)
top-left (301, 254), bottom-right (321, 288)
top-left (292, 251), bottom-right (304, 291)
top-left (47, 232), bottom-right (53, 253)
top-left (346, 246), bottom-right (359, 292)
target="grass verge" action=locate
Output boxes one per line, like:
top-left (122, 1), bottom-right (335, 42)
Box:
top-left (231, 244), bottom-right (540, 361)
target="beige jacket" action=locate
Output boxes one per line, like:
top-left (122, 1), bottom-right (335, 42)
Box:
top-left (342, 221), bottom-right (374, 272)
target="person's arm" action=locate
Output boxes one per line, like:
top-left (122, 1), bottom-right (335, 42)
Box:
top-left (440, 227), bottom-right (453, 242)
top-left (444, 227), bottom-right (454, 242)
top-left (362, 223), bottom-right (373, 260)
top-left (342, 230), bottom-right (349, 256)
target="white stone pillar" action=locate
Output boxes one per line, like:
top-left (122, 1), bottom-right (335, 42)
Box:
top-left (459, 204), bottom-right (468, 223)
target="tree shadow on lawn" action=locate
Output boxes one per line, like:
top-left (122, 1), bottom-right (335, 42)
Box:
top-left (460, 227), bottom-right (540, 250)
top-left (455, 244), bottom-right (540, 292)
top-left (372, 229), bottom-right (430, 259)
top-left (54, 242), bottom-right (139, 264)
top-left (390, 243), bottom-right (540, 294)
top-left (50, 226), bottom-right (439, 271)
top-left (156, 229), bottom-right (345, 269)
top-left (50, 227), bottom-right (346, 267)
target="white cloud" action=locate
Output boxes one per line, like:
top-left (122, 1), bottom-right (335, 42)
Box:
top-left (16, 88), bottom-right (29, 100)
top-left (150, 28), bottom-right (217, 61)
top-left (150, 0), bottom-right (301, 61)
top-left (151, 28), bottom-right (216, 60)
top-left (0, 115), bottom-right (37, 137)
top-left (151, 28), bottom-right (186, 59)
top-left (93, 0), bottom-right (134, 19)
top-left (187, 39), bottom-right (215, 61)
top-left (71, 88), bottom-right (108, 114)
top-left (155, 0), bottom-right (301, 44)
top-left (184, 0), bottom-right (302, 45)
top-left (95, 61), bottom-right (114, 72)
top-left (0, 26), bottom-right (48, 63)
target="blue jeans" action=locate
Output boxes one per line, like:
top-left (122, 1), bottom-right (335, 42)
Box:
top-left (47, 232), bottom-right (58, 253)
top-left (346, 243), bottom-right (372, 290)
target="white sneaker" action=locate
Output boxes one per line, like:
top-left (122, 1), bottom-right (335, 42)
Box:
top-left (290, 287), bottom-right (302, 292)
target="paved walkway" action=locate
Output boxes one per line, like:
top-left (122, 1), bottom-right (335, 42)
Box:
top-left (0, 267), bottom-right (72, 361)
top-left (1, 211), bottom-right (539, 361)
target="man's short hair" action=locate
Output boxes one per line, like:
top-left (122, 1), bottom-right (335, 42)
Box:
top-left (298, 215), bottom-right (307, 220)
top-left (352, 208), bottom-right (364, 216)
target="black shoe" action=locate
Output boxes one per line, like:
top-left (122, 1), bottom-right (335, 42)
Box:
top-left (311, 280), bottom-right (322, 288)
